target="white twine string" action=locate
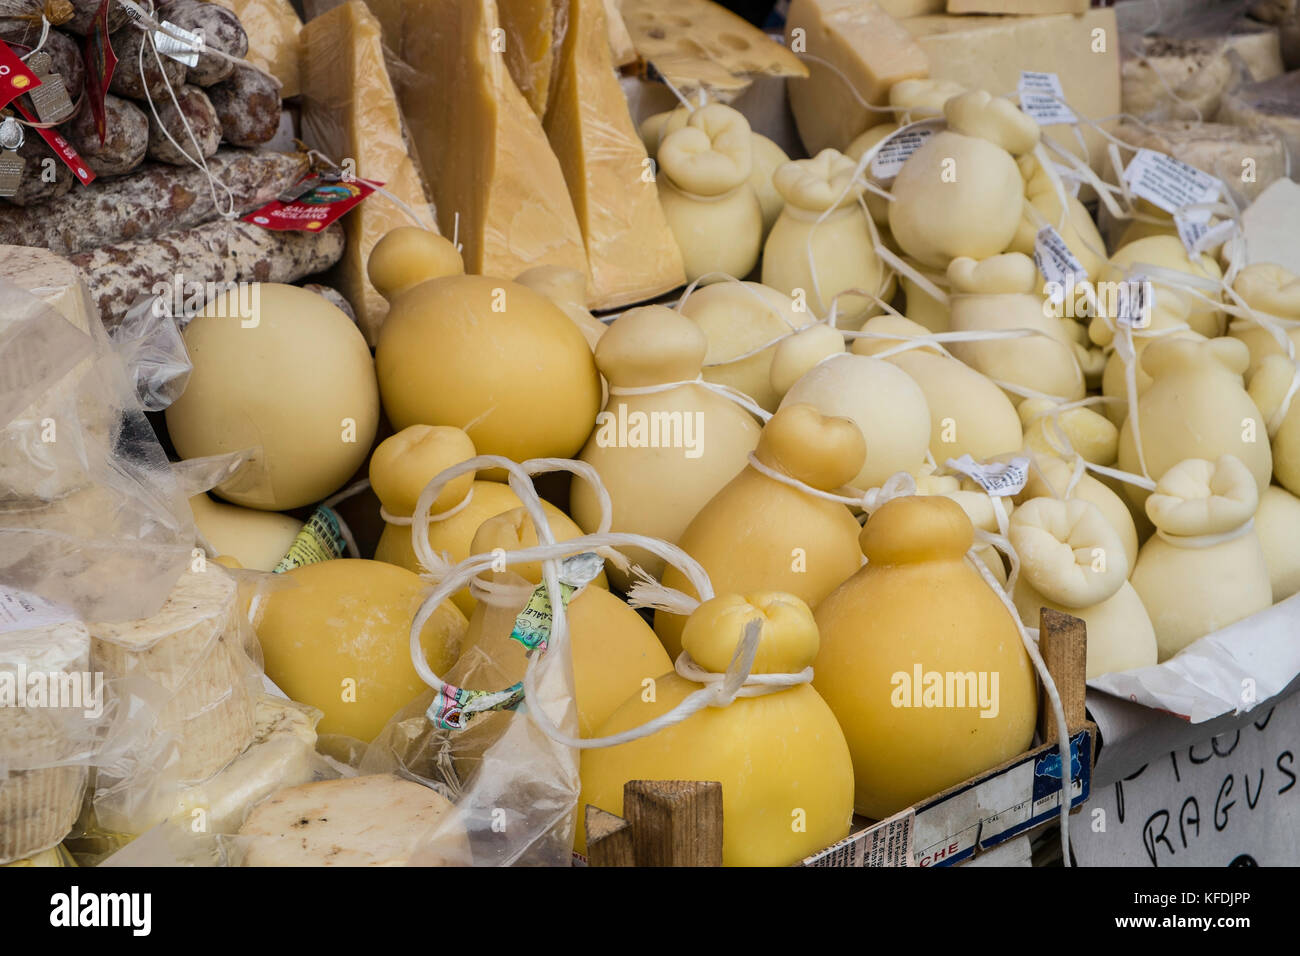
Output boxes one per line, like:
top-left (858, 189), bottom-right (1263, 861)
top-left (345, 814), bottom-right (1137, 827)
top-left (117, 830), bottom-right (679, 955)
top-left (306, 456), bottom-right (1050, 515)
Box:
top-left (608, 376), bottom-right (772, 422)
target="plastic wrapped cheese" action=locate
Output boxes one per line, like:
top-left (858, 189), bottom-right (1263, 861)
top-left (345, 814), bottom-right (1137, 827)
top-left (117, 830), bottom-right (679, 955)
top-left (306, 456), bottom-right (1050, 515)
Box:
top-left (572, 306), bottom-right (762, 585)
top-left (946, 254), bottom-right (1085, 403)
top-left (654, 404), bottom-right (867, 659)
top-left (1130, 456), bottom-right (1272, 661)
top-left (853, 314), bottom-right (1023, 462)
top-left (165, 283), bottom-right (380, 511)
top-left (813, 495), bottom-right (1037, 818)
top-left (1010, 497), bottom-right (1157, 678)
top-left (254, 559), bottom-right (467, 742)
top-left (656, 105), bottom-right (764, 283)
top-left (779, 352), bottom-right (931, 490)
top-left (762, 149), bottom-right (886, 330)
top-left (579, 593), bottom-right (855, 866)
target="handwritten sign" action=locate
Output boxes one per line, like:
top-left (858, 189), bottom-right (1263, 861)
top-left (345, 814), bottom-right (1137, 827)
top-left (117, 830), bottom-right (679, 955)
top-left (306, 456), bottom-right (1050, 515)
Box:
top-left (1073, 692), bottom-right (1300, 867)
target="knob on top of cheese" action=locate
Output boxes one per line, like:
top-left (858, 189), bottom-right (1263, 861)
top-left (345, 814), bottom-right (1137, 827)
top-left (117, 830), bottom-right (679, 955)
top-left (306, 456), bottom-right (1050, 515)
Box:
top-left (1230, 263), bottom-right (1300, 375)
top-left (595, 305), bottom-right (707, 387)
top-left (943, 90), bottom-right (1040, 156)
top-left (859, 493), bottom-right (972, 565)
top-left (468, 507), bottom-right (607, 590)
top-left (683, 592), bottom-right (820, 676)
top-left (658, 104), bottom-right (754, 196)
top-left (1010, 497), bottom-right (1128, 607)
top-left (947, 252), bottom-right (1039, 295)
top-left (1145, 455), bottom-right (1259, 538)
top-left (369, 425), bottom-right (477, 519)
top-left (890, 78), bottom-right (968, 119)
top-left (165, 283), bottom-right (380, 512)
top-left (768, 323), bottom-right (847, 398)
top-left (755, 403), bottom-right (865, 492)
top-left (1018, 398), bottom-right (1118, 466)
top-left (375, 274), bottom-right (601, 461)
top-left (772, 149), bottom-right (865, 212)
top-left (367, 226), bottom-right (465, 302)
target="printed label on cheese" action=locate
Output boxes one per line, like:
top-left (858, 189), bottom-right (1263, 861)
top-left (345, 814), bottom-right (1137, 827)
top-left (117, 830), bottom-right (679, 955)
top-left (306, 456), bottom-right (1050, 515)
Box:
top-left (870, 119), bottom-right (943, 180)
top-left (0, 586), bottom-right (79, 634)
top-left (155, 21), bottom-right (205, 68)
top-left (273, 506), bottom-right (347, 572)
top-left (1034, 225), bottom-right (1088, 302)
top-left (945, 454), bottom-right (1030, 497)
top-left (1124, 149), bottom-right (1222, 224)
top-left (245, 175), bottom-right (380, 232)
top-left (1175, 214), bottom-right (1239, 259)
top-left (1018, 71), bottom-right (1076, 126)
top-left (801, 809), bottom-right (916, 867)
top-left (508, 552), bottom-right (605, 652)
top-left (1115, 277), bottom-right (1154, 330)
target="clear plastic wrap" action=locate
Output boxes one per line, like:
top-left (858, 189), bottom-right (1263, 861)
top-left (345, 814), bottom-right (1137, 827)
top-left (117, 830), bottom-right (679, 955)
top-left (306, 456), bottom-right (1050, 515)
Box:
top-left (108, 299), bottom-right (192, 413)
top-left (0, 277), bottom-right (195, 623)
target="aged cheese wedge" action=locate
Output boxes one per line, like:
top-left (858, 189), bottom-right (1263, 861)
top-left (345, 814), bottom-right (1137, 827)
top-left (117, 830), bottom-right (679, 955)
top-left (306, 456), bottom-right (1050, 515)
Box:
top-left (301, 1), bottom-right (440, 347)
top-left (498, 0), bottom-right (558, 116)
top-left (213, 0), bottom-right (302, 98)
top-left (542, 0), bottom-right (685, 308)
top-left (785, 0), bottom-right (929, 155)
top-left (397, 0), bottom-right (589, 284)
top-left (239, 775), bottom-right (466, 866)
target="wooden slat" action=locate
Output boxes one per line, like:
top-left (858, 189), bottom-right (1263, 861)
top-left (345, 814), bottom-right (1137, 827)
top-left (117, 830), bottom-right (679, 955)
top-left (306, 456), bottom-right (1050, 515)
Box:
top-left (1037, 607), bottom-right (1089, 745)
top-left (585, 805), bottom-right (635, 867)
top-left (624, 780), bottom-right (723, 866)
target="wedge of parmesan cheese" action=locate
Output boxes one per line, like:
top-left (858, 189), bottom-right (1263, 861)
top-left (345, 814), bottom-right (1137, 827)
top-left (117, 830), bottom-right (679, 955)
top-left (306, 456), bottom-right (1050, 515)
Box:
top-left (238, 774), bottom-right (467, 866)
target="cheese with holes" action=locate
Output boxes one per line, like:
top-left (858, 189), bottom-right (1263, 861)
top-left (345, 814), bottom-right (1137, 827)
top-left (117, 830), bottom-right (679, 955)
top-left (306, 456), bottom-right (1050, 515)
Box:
top-left (498, 0), bottom-right (558, 116)
top-left (785, 0), bottom-right (929, 155)
top-left (239, 775), bottom-right (468, 866)
top-left (542, 0), bottom-right (685, 308)
top-left (90, 566), bottom-right (256, 784)
top-left (1114, 120), bottom-right (1286, 204)
top-left (301, 1), bottom-right (439, 346)
top-left (396, 0), bottom-right (589, 283)
top-left (621, 0), bottom-right (807, 100)
top-left (0, 620), bottom-right (92, 864)
top-left (212, 0), bottom-right (302, 98)
top-left (902, 10), bottom-right (1120, 177)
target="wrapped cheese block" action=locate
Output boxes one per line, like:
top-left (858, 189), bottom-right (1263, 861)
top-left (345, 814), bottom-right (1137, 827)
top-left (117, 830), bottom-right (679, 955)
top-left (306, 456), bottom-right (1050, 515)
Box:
top-left (1130, 456), bottom-right (1272, 661)
top-left (188, 495), bottom-right (302, 573)
top-left (814, 495), bottom-right (1037, 818)
top-left (375, 273), bottom-right (601, 461)
top-left (369, 425), bottom-right (587, 616)
top-left (1121, 31), bottom-right (1284, 122)
top-left (213, 0), bottom-right (302, 97)
top-left (1228, 263), bottom-right (1300, 379)
top-left (1249, 354), bottom-right (1300, 496)
top-left (0, 621), bottom-right (93, 864)
top-left (1013, 452), bottom-right (1139, 574)
top-left (946, 254), bottom-right (1085, 403)
top-left (1010, 498), bottom-right (1157, 678)
top-left (1018, 399), bottom-right (1118, 467)
top-left (762, 149), bottom-right (886, 330)
top-left (239, 775), bottom-right (466, 866)
top-left (853, 314), bottom-right (1023, 462)
top-left (656, 105), bottom-right (764, 283)
top-left (579, 593), bottom-right (855, 867)
top-left (572, 306), bottom-right (762, 585)
top-left (254, 559), bottom-right (467, 741)
top-left (1255, 484), bottom-right (1300, 603)
top-left (165, 284), bottom-right (380, 511)
top-left (1105, 236), bottom-right (1226, 339)
top-left (90, 566), bottom-right (256, 783)
top-left (1217, 71), bottom-right (1300, 173)
top-left (779, 352), bottom-right (931, 490)
top-left (678, 282), bottom-right (813, 413)
top-left (1117, 337), bottom-right (1272, 506)
top-left (654, 404), bottom-right (867, 658)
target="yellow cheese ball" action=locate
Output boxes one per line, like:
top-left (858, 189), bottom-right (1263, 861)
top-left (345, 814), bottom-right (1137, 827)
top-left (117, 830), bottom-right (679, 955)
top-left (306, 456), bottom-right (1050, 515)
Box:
top-left (255, 559), bottom-right (467, 741)
top-left (367, 226), bottom-right (465, 301)
top-left (578, 592), bottom-right (854, 866)
top-left (814, 496), bottom-right (1037, 818)
top-left (166, 283), bottom-right (380, 511)
top-left (189, 494), bottom-right (302, 572)
top-left (375, 274), bottom-right (601, 461)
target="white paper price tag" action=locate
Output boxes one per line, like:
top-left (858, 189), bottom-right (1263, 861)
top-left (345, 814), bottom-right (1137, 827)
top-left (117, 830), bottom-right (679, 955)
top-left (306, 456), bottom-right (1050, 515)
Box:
top-left (1124, 149), bottom-right (1223, 225)
top-left (869, 119), bottom-right (942, 180)
top-left (1018, 71), bottom-right (1076, 126)
top-left (0, 586), bottom-right (79, 634)
top-left (1175, 214), bottom-right (1239, 258)
top-left (155, 21), bottom-right (205, 68)
top-left (946, 454), bottom-right (1030, 497)
top-left (1034, 225), bottom-right (1088, 302)
top-left (1115, 277), bottom-right (1154, 329)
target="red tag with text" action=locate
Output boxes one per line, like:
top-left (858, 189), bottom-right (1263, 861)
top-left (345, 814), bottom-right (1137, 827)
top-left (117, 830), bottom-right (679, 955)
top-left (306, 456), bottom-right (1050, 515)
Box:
top-left (0, 39), bottom-right (42, 111)
top-left (82, 0), bottom-right (119, 146)
top-left (243, 177), bottom-right (380, 231)
top-left (12, 100), bottom-right (97, 185)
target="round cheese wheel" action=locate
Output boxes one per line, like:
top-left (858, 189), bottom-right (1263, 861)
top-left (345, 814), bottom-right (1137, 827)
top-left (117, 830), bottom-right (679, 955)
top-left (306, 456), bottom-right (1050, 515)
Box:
top-left (578, 592), bottom-right (854, 866)
top-left (679, 281), bottom-right (813, 412)
top-left (166, 283), bottom-right (380, 511)
top-left (813, 496), bottom-right (1037, 818)
top-left (888, 131), bottom-right (1024, 270)
top-left (655, 404), bottom-right (867, 658)
top-left (375, 275), bottom-right (601, 461)
top-left (189, 494), bottom-right (302, 572)
top-left (514, 265), bottom-right (607, 351)
top-left (780, 352), bottom-right (930, 490)
top-left (255, 559), bottom-right (467, 741)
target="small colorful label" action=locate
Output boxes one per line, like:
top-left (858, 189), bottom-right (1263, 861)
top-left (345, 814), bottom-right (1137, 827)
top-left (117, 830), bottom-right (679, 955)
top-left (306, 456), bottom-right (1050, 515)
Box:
top-left (10, 100), bottom-right (96, 185)
top-left (273, 506), bottom-right (347, 572)
top-left (427, 681), bottom-right (526, 731)
top-left (82, 0), bottom-right (119, 146)
top-left (0, 39), bottom-right (42, 111)
top-left (243, 175), bottom-right (380, 231)
top-left (1018, 71), bottom-right (1077, 126)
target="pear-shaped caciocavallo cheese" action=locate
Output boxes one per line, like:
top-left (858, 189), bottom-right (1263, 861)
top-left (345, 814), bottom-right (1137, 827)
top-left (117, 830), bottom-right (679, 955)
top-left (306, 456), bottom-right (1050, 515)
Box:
top-left (1130, 456), bottom-right (1272, 661)
top-left (572, 305), bottom-right (762, 585)
top-left (578, 592), bottom-right (854, 867)
top-left (654, 403), bottom-right (868, 659)
top-left (1228, 263), bottom-right (1300, 379)
top-left (813, 495), bottom-right (1037, 818)
top-left (374, 272), bottom-right (601, 462)
top-left (1105, 235), bottom-right (1226, 339)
